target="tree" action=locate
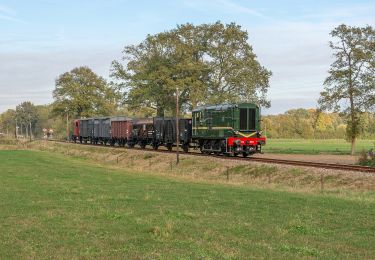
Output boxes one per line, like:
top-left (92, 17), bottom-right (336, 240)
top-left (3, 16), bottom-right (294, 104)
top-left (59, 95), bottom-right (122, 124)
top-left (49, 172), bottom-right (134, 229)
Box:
top-left (0, 109), bottom-right (16, 135)
top-left (53, 66), bottom-right (119, 118)
top-left (111, 21), bottom-right (271, 116)
top-left (112, 33), bottom-right (185, 116)
top-left (15, 101), bottom-right (39, 138)
top-left (203, 22), bottom-right (271, 106)
top-left (318, 24), bottom-right (375, 155)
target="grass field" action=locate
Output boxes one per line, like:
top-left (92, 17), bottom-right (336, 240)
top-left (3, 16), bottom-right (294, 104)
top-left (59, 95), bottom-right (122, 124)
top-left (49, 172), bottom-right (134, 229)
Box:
top-left (263, 138), bottom-right (375, 154)
top-left (0, 150), bottom-right (374, 258)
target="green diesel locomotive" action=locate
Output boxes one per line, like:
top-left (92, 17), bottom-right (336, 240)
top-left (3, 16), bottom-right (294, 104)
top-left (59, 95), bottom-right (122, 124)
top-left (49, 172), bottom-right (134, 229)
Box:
top-left (192, 103), bottom-right (266, 157)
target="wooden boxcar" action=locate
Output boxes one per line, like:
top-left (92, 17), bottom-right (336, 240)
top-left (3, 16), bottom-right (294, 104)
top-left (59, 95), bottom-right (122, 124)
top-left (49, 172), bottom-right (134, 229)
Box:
top-left (111, 117), bottom-right (132, 146)
top-left (72, 119), bottom-right (80, 141)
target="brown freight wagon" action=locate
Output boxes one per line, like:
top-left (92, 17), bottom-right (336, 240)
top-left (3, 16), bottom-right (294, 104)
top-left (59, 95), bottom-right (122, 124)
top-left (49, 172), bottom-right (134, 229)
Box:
top-left (111, 117), bottom-right (132, 146)
top-left (72, 119), bottom-right (80, 142)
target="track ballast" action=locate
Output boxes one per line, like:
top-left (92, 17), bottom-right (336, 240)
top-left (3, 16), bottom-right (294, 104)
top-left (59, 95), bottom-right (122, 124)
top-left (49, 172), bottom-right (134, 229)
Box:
top-left (48, 139), bottom-right (375, 173)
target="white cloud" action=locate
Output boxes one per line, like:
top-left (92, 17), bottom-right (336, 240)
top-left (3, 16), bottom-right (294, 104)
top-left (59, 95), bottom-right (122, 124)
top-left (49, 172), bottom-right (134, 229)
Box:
top-left (1, 1), bottom-right (374, 114)
top-left (0, 48), bottom-right (120, 112)
top-left (0, 14), bottom-right (24, 23)
top-left (217, 0), bottom-right (268, 18)
top-left (183, 0), bottom-right (268, 18)
top-left (0, 3), bottom-right (25, 23)
top-left (0, 4), bottom-right (15, 15)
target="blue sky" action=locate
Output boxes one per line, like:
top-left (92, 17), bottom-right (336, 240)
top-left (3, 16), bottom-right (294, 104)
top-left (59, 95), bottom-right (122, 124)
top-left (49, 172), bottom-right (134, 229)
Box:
top-left (0, 0), bottom-right (374, 114)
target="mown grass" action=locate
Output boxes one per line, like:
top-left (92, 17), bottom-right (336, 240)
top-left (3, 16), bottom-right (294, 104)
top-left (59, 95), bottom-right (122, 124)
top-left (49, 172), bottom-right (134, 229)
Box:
top-left (0, 150), bottom-right (375, 258)
top-left (26, 141), bottom-right (375, 192)
top-left (263, 138), bottom-right (375, 155)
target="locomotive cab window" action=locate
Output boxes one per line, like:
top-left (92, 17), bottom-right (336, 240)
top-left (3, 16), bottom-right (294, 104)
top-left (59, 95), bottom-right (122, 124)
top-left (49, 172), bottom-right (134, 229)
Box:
top-left (248, 108), bottom-right (256, 130)
top-left (240, 108), bottom-right (256, 130)
top-left (240, 108), bottom-right (247, 130)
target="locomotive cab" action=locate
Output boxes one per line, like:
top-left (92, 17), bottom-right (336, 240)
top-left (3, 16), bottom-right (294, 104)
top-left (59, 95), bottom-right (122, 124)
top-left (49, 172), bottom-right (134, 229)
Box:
top-left (229, 103), bottom-right (266, 156)
top-left (192, 102), bottom-right (266, 157)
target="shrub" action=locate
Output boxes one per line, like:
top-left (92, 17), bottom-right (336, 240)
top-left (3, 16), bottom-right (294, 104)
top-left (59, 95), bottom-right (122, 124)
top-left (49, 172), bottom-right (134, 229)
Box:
top-left (358, 146), bottom-right (375, 167)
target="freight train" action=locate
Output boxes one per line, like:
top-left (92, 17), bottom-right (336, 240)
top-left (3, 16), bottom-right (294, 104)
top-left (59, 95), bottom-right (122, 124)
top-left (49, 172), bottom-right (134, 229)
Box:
top-left (72, 102), bottom-right (266, 157)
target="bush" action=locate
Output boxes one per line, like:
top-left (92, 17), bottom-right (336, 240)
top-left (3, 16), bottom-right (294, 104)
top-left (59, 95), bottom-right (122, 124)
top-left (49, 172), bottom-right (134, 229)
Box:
top-left (358, 147), bottom-right (375, 167)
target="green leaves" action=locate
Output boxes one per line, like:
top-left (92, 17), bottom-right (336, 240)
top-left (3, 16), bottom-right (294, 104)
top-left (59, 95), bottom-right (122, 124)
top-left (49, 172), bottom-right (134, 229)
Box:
top-left (53, 66), bottom-right (119, 118)
top-left (319, 24), bottom-right (375, 154)
top-left (111, 21), bottom-right (271, 116)
top-left (16, 101), bottom-right (38, 126)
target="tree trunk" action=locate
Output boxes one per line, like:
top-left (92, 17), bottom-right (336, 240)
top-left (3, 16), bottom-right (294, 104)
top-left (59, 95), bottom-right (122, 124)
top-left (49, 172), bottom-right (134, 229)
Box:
top-left (156, 106), bottom-right (164, 117)
top-left (351, 136), bottom-right (356, 155)
top-left (191, 100), bottom-right (198, 110)
top-left (348, 54), bottom-right (356, 156)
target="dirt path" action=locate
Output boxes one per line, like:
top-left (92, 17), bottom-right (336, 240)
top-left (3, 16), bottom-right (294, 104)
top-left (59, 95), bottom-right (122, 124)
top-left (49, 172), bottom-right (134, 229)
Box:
top-left (254, 153), bottom-right (359, 165)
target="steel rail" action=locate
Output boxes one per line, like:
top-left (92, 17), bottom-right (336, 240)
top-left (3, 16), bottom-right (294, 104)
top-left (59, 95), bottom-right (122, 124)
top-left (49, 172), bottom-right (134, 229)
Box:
top-left (44, 139), bottom-right (375, 173)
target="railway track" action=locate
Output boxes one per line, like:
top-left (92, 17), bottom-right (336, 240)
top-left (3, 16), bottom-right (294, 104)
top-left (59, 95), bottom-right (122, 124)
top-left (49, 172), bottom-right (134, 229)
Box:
top-left (44, 139), bottom-right (375, 173)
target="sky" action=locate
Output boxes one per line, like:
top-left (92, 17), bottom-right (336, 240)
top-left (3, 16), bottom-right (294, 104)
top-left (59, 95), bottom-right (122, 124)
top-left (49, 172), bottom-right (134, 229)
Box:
top-left (0, 0), bottom-right (374, 115)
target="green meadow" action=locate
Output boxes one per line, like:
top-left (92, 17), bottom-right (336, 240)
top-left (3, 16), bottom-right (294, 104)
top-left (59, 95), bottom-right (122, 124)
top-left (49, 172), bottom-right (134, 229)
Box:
top-left (263, 138), bottom-right (374, 154)
top-left (0, 150), bottom-right (374, 259)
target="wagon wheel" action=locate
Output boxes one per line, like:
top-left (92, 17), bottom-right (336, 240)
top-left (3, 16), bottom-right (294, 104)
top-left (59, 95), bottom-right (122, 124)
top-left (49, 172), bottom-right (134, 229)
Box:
top-left (182, 144), bottom-right (189, 153)
top-left (166, 144), bottom-right (173, 151)
top-left (153, 144), bottom-right (159, 150)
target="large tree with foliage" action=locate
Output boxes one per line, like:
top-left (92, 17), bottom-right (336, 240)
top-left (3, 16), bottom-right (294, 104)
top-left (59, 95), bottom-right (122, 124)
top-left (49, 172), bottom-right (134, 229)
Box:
top-left (111, 22), bottom-right (271, 116)
top-left (53, 66), bottom-right (118, 118)
top-left (318, 24), bottom-right (375, 155)
top-left (0, 109), bottom-right (16, 135)
top-left (203, 22), bottom-right (271, 106)
top-left (15, 101), bottom-right (39, 137)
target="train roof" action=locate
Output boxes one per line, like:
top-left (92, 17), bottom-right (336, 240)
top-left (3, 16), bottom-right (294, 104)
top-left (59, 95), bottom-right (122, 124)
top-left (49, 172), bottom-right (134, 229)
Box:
top-left (110, 116), bottom-right (132, 121)
top-left (78, 116), bottom-right (111, 121)
top-left (133, 118), bottom-right (153, 124)
top-left (192, 102), bottom-right (259, 112)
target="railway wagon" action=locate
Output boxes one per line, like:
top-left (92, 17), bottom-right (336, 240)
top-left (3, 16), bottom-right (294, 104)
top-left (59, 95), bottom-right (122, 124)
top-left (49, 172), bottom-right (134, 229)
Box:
top-left (128, 118), bottom-right (153, 148)
top-left (153, 117), bottom-right (192, 152)
top-left (72, 120), bottom-right (80, 141)
top-left (192, 103), bottom-right (266, 157)
top-left (92, 117), bottom-right (111, 144)
top-left (78, 118), bottom-right (94, 143)
top-left (111, 117), bottom-right (132, 146)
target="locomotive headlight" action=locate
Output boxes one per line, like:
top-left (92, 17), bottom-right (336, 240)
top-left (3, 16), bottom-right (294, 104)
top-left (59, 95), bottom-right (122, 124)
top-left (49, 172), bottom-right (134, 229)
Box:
top-left (235, 139), bottom-right (241, 146)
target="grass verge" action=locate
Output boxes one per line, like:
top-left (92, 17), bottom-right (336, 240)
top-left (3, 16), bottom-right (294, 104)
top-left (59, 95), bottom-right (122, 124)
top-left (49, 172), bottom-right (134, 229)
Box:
top-left (263, 138), bottom-right (374, 155)
top-left (0, 150), bottom-right (375, 258)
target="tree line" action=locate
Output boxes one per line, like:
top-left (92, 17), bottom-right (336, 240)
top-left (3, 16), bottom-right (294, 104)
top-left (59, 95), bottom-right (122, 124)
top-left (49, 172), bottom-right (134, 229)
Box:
top-left (0, 22), bottom-right (374, 154)
top-left (263, 108), bottom-right (375, 139)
